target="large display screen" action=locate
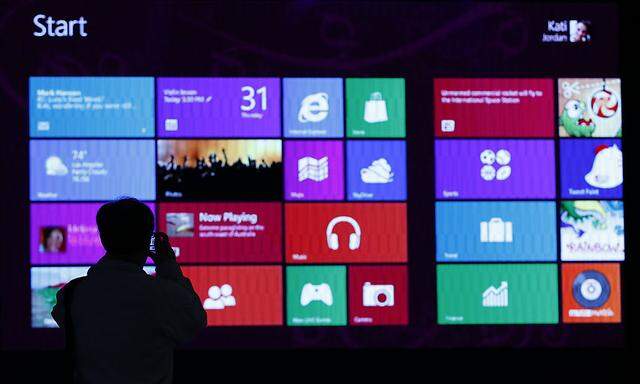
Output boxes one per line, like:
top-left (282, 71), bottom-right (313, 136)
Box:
top-left (0, 1), bottom-right (628, 349)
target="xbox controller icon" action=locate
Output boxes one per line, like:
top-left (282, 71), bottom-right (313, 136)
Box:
top-left (300, 283), bottom-right (333, 306)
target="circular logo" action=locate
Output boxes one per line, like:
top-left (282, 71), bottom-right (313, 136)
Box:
top-left (572, 270), bottom-right (610, 308)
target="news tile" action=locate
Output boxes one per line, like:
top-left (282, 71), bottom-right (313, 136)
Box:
top-left (31, 266), bottom-right (155, 328)
top-left (156, 78), bottom-right (280, 138)
top-left (437, 264), bottom-right (559, 325)
top-left (31, 202), bottom-right (155, 265)
top-left (30, 77), bottom-right (155, 138)
top-left (562, 263), bottom-right (621, 323)
top-left (182, 266), bottom-right (283, 326)
top-left (158, 202), bottom-right (281, 263)
top-left (30, 140), bottom-right (156, 201)
top-left (285, 203), bottom-right (407, 264)
top-left (284, 140), bottom-right (344, 201)
top-left (349, 266), bottom-right (408, 326)
top-left (560, 139), bottom-right (623, 199)
top-left (560, 201), bottom-right (624, 261)
top-left (434, 78), bottom-right (554, 137)
top-left (346, 140), bottom-right (407, 201)
top-left (345, 78), bottom-right (406, 138)
top-left (286, 266), bottom-right (347, 326)
top-left (436, 201), bottom-right (557, 262)
top-left (435, 139), bottom-right (556, 199)
top-left (283, 78), bottom-right (344, 138)
top-left (157, 140), bottom-right (282, 201)
top-left (558, 78), bottom-right (622, 137)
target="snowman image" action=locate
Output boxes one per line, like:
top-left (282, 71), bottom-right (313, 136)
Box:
top-left (584, 144), bottom-right (623, 189)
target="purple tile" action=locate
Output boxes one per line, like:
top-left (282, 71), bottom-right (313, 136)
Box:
top-left (435, 139), bottom-right (556, 199)
top-left (31, 202), bottom-right (155, 265)
top-left (157, 78), bottom-right (280, 138)
top-left (285, 141), bottom-right (344, 200)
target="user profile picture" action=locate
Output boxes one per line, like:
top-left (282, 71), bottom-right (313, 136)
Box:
top-left (39, 226), bottom-right (67, 253)
top-left (166, 212), bottom-right (195, 237)
top-left (570, 20), bottom-right (591, 43)
top-left (572, 270), bottom-right (610, 308)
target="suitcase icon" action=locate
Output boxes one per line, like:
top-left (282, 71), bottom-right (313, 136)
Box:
top-left (480, 217), bottom-right (513, 243)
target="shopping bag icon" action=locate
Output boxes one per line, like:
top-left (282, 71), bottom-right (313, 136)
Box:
top-left (364, 92), bottom-right (389, 123)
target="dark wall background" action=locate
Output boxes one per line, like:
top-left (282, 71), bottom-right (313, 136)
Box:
top-left (0, 0), bottom-right (632, 354)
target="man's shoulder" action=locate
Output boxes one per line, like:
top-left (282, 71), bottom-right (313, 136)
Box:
top-left (61, 276), bottom-right (87, 296)
top-left (80, 267), bottom-right (159, 292)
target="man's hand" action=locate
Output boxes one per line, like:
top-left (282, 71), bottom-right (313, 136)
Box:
top-left (151, 232), bottom-right (176, 264)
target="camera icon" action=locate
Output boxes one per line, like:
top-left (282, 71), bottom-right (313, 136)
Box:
top-left (362, 282), bottom-right (395, 307)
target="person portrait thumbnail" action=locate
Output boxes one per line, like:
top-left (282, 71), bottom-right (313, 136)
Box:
top-left (39, 226), bottom-right (67, 253)
top-left (570, 20), bottom-right (591, 43)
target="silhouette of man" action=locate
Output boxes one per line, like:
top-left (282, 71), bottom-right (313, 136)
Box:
top-left (52, 198), bottom-right (207, 383)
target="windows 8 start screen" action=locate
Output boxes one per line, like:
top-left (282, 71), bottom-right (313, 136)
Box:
top-left (0, 1), bottom-right (627, 348)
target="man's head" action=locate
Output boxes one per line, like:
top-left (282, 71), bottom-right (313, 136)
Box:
top-left (97, 198), bottom-right (154, 262)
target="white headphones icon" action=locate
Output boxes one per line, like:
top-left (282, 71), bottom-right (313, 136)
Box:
top-left (326, 216), bottom-right (361, 250)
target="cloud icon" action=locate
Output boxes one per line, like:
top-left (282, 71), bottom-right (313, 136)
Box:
top-left (360, 158), bottom-right (394, 184)
top-left (45, 156), bottom-right (69, 176)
